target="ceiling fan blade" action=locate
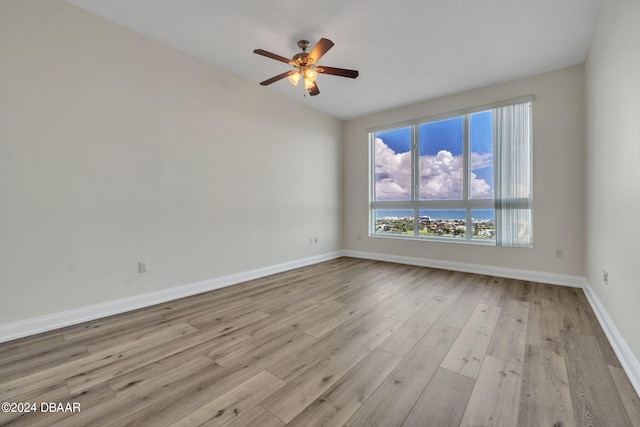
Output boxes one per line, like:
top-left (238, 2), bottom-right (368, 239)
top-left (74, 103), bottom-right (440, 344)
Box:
top-left (307, 38), bottom-right (334, 63)
top-left (317, 66), bottom-right (359, 79)
top-left (308, 82), bottom-right (320, 96)
top-left (260, 70), bottom-right (295, 86)
top-left (254, 49), bottom-right (293, 65)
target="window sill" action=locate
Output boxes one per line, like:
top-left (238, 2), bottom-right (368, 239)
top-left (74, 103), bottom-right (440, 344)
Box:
top-left (369, 232), bottom-right (496, 246)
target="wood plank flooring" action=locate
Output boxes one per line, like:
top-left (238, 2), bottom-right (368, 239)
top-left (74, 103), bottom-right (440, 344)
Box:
top-left (1, 257), bottom-right (639, 426)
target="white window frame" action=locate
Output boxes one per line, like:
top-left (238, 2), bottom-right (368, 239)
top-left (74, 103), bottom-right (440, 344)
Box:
top-left (369, 96), bottom-right (533, 245)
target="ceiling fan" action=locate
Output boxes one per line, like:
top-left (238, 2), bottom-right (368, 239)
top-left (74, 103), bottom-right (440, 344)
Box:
top-left (253, 38), bottom-right (359, 96)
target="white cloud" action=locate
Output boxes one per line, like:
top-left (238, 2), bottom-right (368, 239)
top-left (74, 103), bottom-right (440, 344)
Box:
top-left (374, 138), bottom-right (411, 200)
top-left (419, 150), bottom-right (463, 199)
top-left (374, 138), bottom-right (493, 200)
top-left (471, 152), bottom-right (493, 170)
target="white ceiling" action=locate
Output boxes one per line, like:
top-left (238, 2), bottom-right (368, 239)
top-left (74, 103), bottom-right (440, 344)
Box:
top-left (66, 0), bottom-right (601, 121)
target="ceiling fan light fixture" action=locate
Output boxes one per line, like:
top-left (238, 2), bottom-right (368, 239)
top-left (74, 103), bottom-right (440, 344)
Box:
top-left (304, 78), bottom-right (315, 89)
top-left (288, 71), bottom-right (301, 86)
top-left (304, 67), bottom-right (317, 82)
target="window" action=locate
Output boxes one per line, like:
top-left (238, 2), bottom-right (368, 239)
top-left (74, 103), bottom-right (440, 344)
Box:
top-left (370, 98), bottom-right (532, 247)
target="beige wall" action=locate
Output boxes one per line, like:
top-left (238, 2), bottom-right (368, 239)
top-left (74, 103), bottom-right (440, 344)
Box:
top-left (343, 65), bottom-right (586, 276)
top-left (585, 0), bottom-right (640, 362)
top-left (0, 0), bottom-right (342, 324)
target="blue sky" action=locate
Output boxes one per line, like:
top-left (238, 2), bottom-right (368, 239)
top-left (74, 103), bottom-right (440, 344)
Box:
top-left (376, 127), bottom-right (411, 154)
top-left (375, 110), bottom-right (492, 156)
top-left (470, 111), bottom-right (493, 187)
top-left (420, 117), bottom-right (463, 155)
top-left (470, 111), bottom-right (492, 154)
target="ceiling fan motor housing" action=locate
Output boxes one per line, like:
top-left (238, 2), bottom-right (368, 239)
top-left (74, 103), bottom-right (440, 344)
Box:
top-left (293, 40), bottom-right (312, 65)
top-left (292, 52), bottom-right (309, 64)
top-left (297, 40), bottom-right (310, 50)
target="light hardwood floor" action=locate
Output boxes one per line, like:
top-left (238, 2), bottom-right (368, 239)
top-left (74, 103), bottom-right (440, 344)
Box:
top-left (1, 257), bottom-right (639, 426)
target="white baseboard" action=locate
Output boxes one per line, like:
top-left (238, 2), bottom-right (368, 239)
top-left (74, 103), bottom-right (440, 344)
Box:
top-left (0, 251), bottom-right (343, 344)
top-left (342, 249), bottom-right (585, 287)
top-left (581, 279), bottom-right (640, 397)
top-left (2, 249), bottom-right (638, 399)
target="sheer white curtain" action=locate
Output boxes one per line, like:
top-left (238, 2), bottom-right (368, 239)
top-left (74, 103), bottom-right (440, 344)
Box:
top-left (493, 101), bottom-right (533, 247)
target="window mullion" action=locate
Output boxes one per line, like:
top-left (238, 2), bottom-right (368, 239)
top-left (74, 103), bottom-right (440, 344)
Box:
top-left (412, 124), bottom-right (418, 202)
top-left (463, 114), bottom-right (472, 240)
top-left (412, 124), bottom-right (419, 236)
top-left (463, 114), bottom-right (470, 201)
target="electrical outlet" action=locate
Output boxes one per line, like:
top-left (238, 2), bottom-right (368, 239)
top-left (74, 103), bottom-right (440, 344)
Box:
top-left (356, 234), bottom-right (361, 241)
top-left (603, 269), bottom-right (608, 286)
top-left (555, 249), bottom-right (563, 258)
top-left (138, 261), bottom-right (149, 273)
